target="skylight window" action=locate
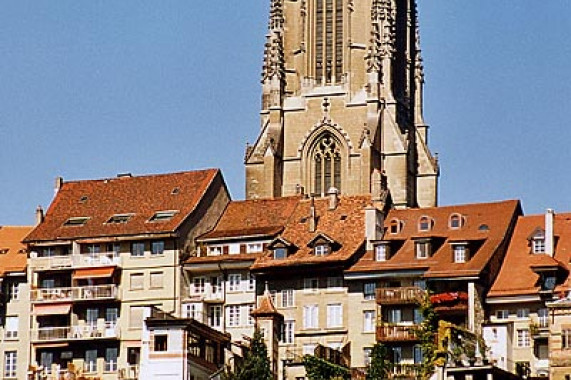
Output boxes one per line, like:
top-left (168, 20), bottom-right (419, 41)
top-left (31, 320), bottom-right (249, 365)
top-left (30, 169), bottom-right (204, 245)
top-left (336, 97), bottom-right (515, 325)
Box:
top-left (149, 210), bottom-right (178, 222)
top-left (106, 214), bottom-right (133, 224)
top-left (63, 217), bottom-right (89, 226)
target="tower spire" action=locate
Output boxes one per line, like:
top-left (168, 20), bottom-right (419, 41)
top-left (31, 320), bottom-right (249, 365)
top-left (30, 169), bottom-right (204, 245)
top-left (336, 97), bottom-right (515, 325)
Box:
top-left (261, 0), bottom-right (286, 110)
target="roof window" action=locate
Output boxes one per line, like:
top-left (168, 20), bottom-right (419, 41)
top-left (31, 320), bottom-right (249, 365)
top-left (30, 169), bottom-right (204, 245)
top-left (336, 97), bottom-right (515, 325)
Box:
top-left (106, 214), bottom-right (133, 224)
top-left (171, 187), bottom-right (180, 195)
top-left (418, 216), bottom-right (433, 232)
top-left (478, 224), bottom-right (489, 232)
top-left (149, 210), bottom-right (178, 222)
top-left (449, 213), bottom-right (464, 229)
top-left (63, 217), bottom-right (89, 226)
top-left (79, 195), bottom-right (88, 203)
top-left (389, 219), bottom-right (403, 234)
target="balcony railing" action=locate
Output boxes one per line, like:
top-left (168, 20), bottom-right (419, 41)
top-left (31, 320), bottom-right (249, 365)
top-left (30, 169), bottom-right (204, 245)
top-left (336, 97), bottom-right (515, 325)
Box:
top-left (388, 364), bottom-right (422, 379)
top-left (377, 287), bottom-right (425, 305)
top-left (30, 252), bottom-right (122, 270)
top-left (32, 322), bottom-right (120, 342)
top-left (119, 365), bottom-right (140, 380)
top-left (376, 324), bottom-right (419, 343)
top-left (31, 285), bottom-right (119, 303)
top-left (188, 285), bottom-right (224, 303)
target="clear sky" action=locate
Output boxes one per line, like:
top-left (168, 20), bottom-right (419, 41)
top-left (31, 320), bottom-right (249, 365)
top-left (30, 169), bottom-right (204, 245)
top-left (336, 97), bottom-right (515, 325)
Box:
top-left (1, 1), bottom-right (570, 226)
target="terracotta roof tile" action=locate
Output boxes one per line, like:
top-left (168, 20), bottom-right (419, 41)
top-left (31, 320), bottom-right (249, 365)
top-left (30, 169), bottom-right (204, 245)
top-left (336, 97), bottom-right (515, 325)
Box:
top-left (251, 195), bottom-right (371, 271)
top-left (488, 213), bottom-right (571, 298)
top-left (24, 169), bottom-right (221, 242)
top-left (0, 226), bottom-right (33, 276)
top-left (251, 289), bottom-right (283, 319)
top-left (347, 200), bottom-right (520, 279)
top-left (198, 197), bottom-right (299, 241)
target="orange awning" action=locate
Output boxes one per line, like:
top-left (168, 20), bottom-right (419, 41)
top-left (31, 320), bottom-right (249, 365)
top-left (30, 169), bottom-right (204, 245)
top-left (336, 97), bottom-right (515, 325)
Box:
top-left (33, 303), bottom-right (72, 316)
top-left (73, 267), bottom-right (115, 279)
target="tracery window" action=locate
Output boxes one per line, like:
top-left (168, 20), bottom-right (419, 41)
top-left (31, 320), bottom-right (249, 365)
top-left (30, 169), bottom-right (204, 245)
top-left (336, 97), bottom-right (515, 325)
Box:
top-left (314, 0), bottom-right (344, 84)
top-left (313, 133), bottom-right (341, 195)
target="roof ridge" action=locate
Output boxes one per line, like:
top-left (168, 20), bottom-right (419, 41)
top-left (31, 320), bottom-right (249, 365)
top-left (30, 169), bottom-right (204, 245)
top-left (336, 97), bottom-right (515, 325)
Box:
top-left (58, 168), bottom-right (219, 185)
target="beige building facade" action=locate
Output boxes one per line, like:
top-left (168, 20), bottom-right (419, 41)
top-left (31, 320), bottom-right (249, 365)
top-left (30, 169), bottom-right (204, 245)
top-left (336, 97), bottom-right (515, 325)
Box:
top-left (245, 0), bottom-right (438, 208)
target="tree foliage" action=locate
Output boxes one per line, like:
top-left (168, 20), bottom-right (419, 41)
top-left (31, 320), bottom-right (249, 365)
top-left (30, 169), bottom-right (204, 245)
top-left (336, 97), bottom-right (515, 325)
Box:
top-left (414, 291), bottom-right (439, 380)
top-left (303, 355), bottom-right (350, 380)
top-left (366, 343), bottom-right (390, 380)
top-left (224, 328), bottom-right (273, 380)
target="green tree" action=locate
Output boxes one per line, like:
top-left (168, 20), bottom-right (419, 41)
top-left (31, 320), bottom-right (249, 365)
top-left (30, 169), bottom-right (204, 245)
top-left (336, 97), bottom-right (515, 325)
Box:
top-left (414, 292), bottom-right (439, 380)
top-left (366, 343), bottom-right (390, 380)
top-left (230, 328), bottom-right (273, 380)
top-left (303, 355), bottom-right (350, 380)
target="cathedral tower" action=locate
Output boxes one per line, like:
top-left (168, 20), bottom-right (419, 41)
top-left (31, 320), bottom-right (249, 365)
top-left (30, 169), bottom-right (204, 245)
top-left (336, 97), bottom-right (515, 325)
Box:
top-left (245, 0), bottom-right (438, 208)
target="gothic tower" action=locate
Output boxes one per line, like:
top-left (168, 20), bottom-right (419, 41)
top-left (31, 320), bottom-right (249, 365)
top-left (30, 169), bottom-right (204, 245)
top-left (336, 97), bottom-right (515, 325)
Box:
top-left (245, 0), bottom-right (438, 208)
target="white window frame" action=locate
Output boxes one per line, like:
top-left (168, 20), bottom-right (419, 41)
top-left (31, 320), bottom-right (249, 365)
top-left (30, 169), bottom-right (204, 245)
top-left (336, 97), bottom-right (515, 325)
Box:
top-left (246, 242), bottom-right (263, 253)
top-left (281, 289), bottom-right (294, 308)
top-left (327, 303), bottom-right (343, 328)
top-left (303, 304), bottom-right (319, 329)
top-left (517, 308), bottom-right (530, 319)
top-left (416, 241), bottom-right (430, 259)
top-left (226, 305), bottom-right (241, 327)
top-left (314, 244), bottom-right (330, 256)
top-left (363, 310), bottom-right (375, 333)
top-left (209, 305), bottom-right (222, 329)
top-left (246, 273), bottom-right (255, 292)
top-left (283, 320), bottom-right (295, 344)
top-left (364, 282), bottom-right (376, 300)
top-left (4, 351), bottom-right (17, 378)
top-left (496, 310), bottom-right (509, 320)
top-left (192, 277), bottom-right (206, 294)
top-left (453, 244), bottom-right (468, 263)
top-left (228, 274), bottom-right (242, 292)
top-left (8, 282), bottom-right (20, 301)
top-left (517, 329), bottom-right (530, 348)
top-left (375, 244), bottom-right (389, 261)
top-left (532, 238), bottom-right (546, 254)
top-left (208, 246), bottom-right (223, 256)
top-left (5, 316), bottom-right (18, 339)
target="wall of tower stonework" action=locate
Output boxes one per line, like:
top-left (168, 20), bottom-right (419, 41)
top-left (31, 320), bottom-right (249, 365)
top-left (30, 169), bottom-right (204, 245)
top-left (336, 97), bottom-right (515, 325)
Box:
top-left (416, 175), bottom-right (437, 208)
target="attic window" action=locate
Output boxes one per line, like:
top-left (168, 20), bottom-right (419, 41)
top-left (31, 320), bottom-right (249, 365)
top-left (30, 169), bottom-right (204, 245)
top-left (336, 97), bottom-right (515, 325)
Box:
top-left (273, 247), bottom-right (288, 260)
top-left (79, 196), bottom-right (88, 203)
top-left (415, 240), bottom-right (431, 259)
top-left (171, 187), bottom-right (180, 195)
top-left (375, 243), bottom-right (390, 261)
top-left (107, 214), bottom-right (133, 224)
top-left (532, 238), bottom-right (546, 254)
top-left (418, 216), bottom-right (432, 232)
top-left (449, 214), bottom-right (464, 229)
top-left (389, 219), bottom-right (402, 234)
top-left (314, 244), bottom-right (330, 256)
top-left (149, 210), bottom-right (178, 222)
top-left (478, 224), bottom-right (489, 232)
top-left (452, 244), bottom-right (469, 263)
top-left (63, 217), bottom-right (89, 226)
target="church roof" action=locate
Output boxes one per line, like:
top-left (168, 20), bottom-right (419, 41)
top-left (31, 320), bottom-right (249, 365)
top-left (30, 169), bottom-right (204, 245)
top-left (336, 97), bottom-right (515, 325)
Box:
top-left (0, 226), bottom-right (32, 276)
top-left (25, 169), bottom-right (222, 242)
top-left (488, 213), bottom-right (571, 298)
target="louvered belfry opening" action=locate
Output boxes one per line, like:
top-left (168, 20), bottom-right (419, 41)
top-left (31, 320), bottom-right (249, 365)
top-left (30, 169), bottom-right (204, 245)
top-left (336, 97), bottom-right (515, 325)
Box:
top-left (314, 0), bottom-right (343, 85)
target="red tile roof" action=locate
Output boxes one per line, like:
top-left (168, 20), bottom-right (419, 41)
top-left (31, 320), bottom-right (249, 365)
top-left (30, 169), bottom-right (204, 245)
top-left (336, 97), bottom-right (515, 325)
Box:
top-left (251, 195), bottom-right (371, 272)
top-left (0, 226), bottom-right (33, 276)
top-left (488, 213), bottom-right (571, 298)
top-left (347, 200), bottom-right (520, 279)
top-left (198, 197), bottom-right (300, 241)
top-left (24, 169), bottom-right (221, 242)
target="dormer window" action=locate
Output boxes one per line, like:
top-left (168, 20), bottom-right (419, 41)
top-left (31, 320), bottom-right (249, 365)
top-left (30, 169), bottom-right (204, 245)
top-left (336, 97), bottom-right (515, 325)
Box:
top-left (208, 246), bottom-right (223, 256)
top-left (149, 210), bottom-right (178, 222)
top-left (418, 216), bottom-right (432, 232)
top-left (453, 244), bottom-right (469, 263)
top-left (63, 217), bottom-right (89, 226)
top-left (375, 243), bottom-right (390, 261)
top-left (274, 247), bottom-right (288, 260)
top-left (449, 214), bottom-right (464, 229)
top-left (314, 244), bottom-right (330, 256)
top-left (532, 238), bottom-right (546, 254)
top-left (415, 240), bottom-right (431, 259)
top-left (389, 219), bottom-right (402, 234)
top-left (106, 214), bottom-right (133, 224)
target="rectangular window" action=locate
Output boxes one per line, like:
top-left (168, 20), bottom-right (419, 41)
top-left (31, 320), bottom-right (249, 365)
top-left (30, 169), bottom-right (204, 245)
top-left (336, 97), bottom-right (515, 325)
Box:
top-left (247, 304), bottom-right (255, 326)
top-left (150, 272), bottom-right (164, 289)
top-left (84, 349), bottom-right (97, 373)
top-left (517, 329), bottom-right (530, 347)
top-left (304, 278), bottom-right (319, 292)
top-left (327, 303), bottom-right (343, 328)
top-left (8, 282), bottom-right (19, 301)
top-left (129, 306), bottom-right (145, 329)
top-left (303, 305), bottom-right (319, 329)
top-left (363, 348), bottom-right (372, 366)
top-left (416, 241), bottom-right (430, 259)
top-left (327, 276), bottom-right (343, 289)
top-left (363, 311), bottom-right (375, 333)
top-left (106, 307), bottom-right (119, 324)
top-left (414, 345), bottom-right (424, 364)
top-left (393, 346), bottom-right (402, 364)
top-left (414, 308), bottom-right (424, 325)
top-left (281, 289), bottom-right (294, 308)
top-left (87, 244), bottom-right (101, 256)
top-left (182, 303), bottom-right (203, 321)
top-left (453, 245), bottom-right (468, 263)
top-left (86, 308), bottom-right (99, 327)
top-left (364, 282), bottom-right (376, 300)
top-left (246, 243), bottom-right (263, 253)
top-left (105, 347), bottom-right (118, 372)
top-left (388, 308), bottom-right (402, 324)
top-left (533, 239), bottom-right (546, 254)
top-left (273, 247), bottom-right (287, 260)
top-left (130, 273), bottom-right (144, 290)
top-left (107, 242), bottom-right (121, 255)
top-left (538, 308), bottom-right (549, 328)
top-left (314, 244), bottom-right (330, 256)
top-left (282, 320), bottom-right (295, 344)
top-left (375, 244), bottom-right (389, 261)
top-left (5, 316), bottom-right (18, 339)
top-left (562, 329), bottom-right (571, 349)
top-left (154, 334), bottom-right (168, 351)
top-left (208, 246), bottom-right (222, 256)
top-left (517, 308), bottom-right (530, 319)
top-left (208, 305), bottom-right (222, 329)
top-left (496, 310), bottom-right (509, 320)
top-left (151, 240), bottom-right (165, 255)
top-left (131, 242), bottom-right (145, 257)
top-left (228, 274), bottom-right (242, 292)
top-left (4, 351), bottom-right (17, 378)
top-left (227, 305), bottom-right (241, 327)
top-left (192, 277), bottom-right (205, 294)
top-left (40, 247), bottom-right (55, 257)
top-left (246, 273), bottom-right (255, 291)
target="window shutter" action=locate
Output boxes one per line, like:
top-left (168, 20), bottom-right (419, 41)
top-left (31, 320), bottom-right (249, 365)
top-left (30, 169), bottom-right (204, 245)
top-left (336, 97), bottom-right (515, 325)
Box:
top-left (222, 245), bottom-right (229, 255)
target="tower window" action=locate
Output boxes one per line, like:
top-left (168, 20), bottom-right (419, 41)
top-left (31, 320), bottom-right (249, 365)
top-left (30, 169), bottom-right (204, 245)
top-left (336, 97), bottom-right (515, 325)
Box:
top-left (314, 0), bottom-right (344, 84)
top-left (313, 133), bottom-right (341, 195)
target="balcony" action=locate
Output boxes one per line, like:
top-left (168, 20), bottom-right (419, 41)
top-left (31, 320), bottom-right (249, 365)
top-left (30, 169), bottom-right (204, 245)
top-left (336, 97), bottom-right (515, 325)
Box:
top-left (119, 365), bottom-right (140, 380)
top-left (530, 317), bottom-right (549, 339)
top-left (32, 321), bottom-right (120, 342)
top-left (30, 252), bottom-right (122, 271)
top-left (377, 287), bottom-right (425, 305)
top-left (376, 323), bottom-right (419, 343)
top-left (388, 364), bottom-right (422, 379)
top-left (188, 285), bottom-right (224, 303)
top-left (430, 292), bottom-right (468, 314)
top-left (31, 285), bottom-right (119, 303)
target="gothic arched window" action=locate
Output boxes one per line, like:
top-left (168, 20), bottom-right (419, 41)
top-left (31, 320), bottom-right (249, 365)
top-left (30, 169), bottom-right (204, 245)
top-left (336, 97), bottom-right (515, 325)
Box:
top-left (314, 0), bottom-right (344, 84)
top-left (313, 134), bottom-right (341, 195)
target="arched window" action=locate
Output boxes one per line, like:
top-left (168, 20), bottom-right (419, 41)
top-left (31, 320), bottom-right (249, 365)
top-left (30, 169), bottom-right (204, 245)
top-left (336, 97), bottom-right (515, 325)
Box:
top-left (313, 133), bottom-right (341, 195)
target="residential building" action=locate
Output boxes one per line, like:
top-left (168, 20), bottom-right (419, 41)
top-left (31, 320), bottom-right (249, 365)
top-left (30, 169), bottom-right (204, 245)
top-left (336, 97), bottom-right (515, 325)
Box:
top-left (0, 226), bottom-right (33, 380)
top-left (23, 169), bottom-right (230, 380)
top-left (486, 210), bottom-right (571, 379)
top-left (346, 200), bottom-right (521, 377)
top-left (182, 197), bottom-right (299, 355)
top-left (245, 0), bottom-right (439, 208)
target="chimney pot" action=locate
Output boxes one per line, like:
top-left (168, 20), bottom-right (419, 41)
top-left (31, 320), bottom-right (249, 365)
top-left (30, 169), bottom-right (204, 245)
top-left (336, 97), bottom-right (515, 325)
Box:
top-left (35, 205), bottom-right (44, 226)
top-left (327, 187), bottom-right (339, 210)
top-left (55, 177), bottom-right (64, 192)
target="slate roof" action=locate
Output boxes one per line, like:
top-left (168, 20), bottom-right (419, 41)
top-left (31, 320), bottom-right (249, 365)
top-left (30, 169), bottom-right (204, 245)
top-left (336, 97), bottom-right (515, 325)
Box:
top-left (347, 200), bottom-right (520, 279)
top-left (488, 213), bottom-right (571, 298)
top-left (0, 226), bottom-right (32, 276)
top-left (251, 195), bottom-right (371, 271)
top-left (24, 169), bottom-right (221, 242)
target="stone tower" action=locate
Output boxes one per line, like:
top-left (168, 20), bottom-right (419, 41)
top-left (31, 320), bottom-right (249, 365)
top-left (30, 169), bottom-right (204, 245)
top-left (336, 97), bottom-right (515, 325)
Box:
top-left (245, 0), bottom-right (438, 208)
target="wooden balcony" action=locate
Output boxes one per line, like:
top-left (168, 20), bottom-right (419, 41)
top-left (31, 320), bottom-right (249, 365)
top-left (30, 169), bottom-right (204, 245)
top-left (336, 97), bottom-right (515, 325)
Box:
top-left (31, 284), bottom-right (119, 303)
top-left (376, 324), bottom-right (419, 343)
top-left (32, 321), bottom-right (120, 342)
top-left (377, 287), bottom-right (425, 305)
top-left (30, 252), bottom-right (122, 270)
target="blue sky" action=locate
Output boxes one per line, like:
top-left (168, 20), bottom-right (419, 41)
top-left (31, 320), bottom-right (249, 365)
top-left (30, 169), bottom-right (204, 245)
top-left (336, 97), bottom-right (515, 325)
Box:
top-left (1, 1), bottom-right (570, 226)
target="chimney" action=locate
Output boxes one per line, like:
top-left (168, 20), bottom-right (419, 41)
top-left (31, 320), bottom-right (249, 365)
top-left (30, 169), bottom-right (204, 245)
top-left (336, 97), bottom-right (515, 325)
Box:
top-left (309, 197), bottom-right (317, 233)
top-left (35, 205), bottom-right (44, 226)
top-left (54, 176), bottom-right (64, 196)
top-left (327, 187), bottom-right (339, 210)
top-left (365, 205), bottom-right (383, 251)
top-left (545, 209), bottom-right (555, 257)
